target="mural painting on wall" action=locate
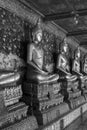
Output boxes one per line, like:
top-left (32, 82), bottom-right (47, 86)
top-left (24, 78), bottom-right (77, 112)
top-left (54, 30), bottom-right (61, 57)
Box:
top-left (0, 7), bottom-right (58, 72)
top-left (0, 7), bottom-right (28, 71)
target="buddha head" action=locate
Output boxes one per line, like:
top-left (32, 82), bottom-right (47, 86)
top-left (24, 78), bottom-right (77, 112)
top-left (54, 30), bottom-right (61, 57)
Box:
top-left (32, 18), bottom-right (43, 44)
top-left (75, 47), bottom-right (80, 61)
top-left (61, 38), bottom-right (69, 55)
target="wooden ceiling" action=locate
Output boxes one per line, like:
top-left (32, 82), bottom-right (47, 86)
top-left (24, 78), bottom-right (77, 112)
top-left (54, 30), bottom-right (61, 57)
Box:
top-left (19, 0), bottom-right (87, 48)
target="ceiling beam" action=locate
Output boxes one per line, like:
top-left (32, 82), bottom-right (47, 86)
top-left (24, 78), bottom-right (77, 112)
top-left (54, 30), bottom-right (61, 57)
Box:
top-left (43, 9), bottom-right (87, 21)
top-left (79, 41), bottom-right (87, 46)
top-left (67, 30), bottom-right (87, 36)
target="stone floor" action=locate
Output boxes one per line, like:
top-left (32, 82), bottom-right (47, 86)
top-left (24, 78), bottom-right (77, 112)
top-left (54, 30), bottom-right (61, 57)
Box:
top-left (76, 120), bottom-right (87, 130)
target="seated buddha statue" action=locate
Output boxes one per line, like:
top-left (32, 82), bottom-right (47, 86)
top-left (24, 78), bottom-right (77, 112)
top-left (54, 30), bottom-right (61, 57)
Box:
top-left (56, 39), bottom-right (77, 81)
top-left (72, 48), bottom-right (83, 77)
top-left (26, 19), bottom-right (59, 84)
top-left (80, 54), bottom-right (87, 92)
top-left (82, 55), bottom-right (87, 75)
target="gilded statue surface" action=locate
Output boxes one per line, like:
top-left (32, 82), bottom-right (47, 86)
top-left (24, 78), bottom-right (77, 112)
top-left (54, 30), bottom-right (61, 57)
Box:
top-left (57, 39), bottom-right (70, 75)
top-left (72, 48), bottom-right (81, 74)
top-left (56, 39), bottom-right (77, 82)
top-left (26, 19), bottom-right (59, 84)
top-left (81, 55), bottom-right (87, 82)
top-left (83, 55), bottom-right (87, 74)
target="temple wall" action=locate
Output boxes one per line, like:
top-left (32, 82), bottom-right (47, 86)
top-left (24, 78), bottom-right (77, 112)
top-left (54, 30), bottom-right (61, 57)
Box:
top-left (0, 7), bottom-right (57, 70)
top-left (0, 0), bottom-right (86, 71)
top-left (0, 1), bottom-right (87, 130)
top-left (0, 7), bottom-right (27, 70)
top-left (0, 7), bottom-right (26, 57)
top-left (0, 0), bottom-right (62, 70)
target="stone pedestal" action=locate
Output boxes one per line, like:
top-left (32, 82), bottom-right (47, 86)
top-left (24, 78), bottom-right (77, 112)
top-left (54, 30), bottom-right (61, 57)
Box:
top-left (61, 79), bottom-right (85, 109)
top-left (2, 116), bottom-right (38, 130)
top-left (23, 82), bottom-right (70, 125)
top-left (0, 101), bottom-right (28, 128)
top-left (0, 74), bottom-right (29, 128)
top-left (34, 102), bottom-right (69, 125)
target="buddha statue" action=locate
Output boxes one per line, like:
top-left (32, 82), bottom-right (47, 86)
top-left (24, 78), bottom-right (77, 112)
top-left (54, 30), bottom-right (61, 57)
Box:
top-left (82, 55), bottom-right (87, 75)
top-left (56, 39), bottom-right (77, 81)
top-left (80, 54), bottom-right (87, 97)
top-left (56, 40), bottom-right (70, 75)
top-left (72, 48), bottom-right (82, 76)
top-left (26, 19), bottom-right (59, 84)
top-left (24, 22), bottom-right (70, 121)
top-left (72, 48), bottom-right (86, 101)
top-left (80, 54), bottom-right (87, 82)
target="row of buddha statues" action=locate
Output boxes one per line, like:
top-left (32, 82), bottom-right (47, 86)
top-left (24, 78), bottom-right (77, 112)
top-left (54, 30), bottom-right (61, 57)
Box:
top-left (23, 19), bottom-right (87, 126)
top-left (0, 18), bottom-right (87, 129)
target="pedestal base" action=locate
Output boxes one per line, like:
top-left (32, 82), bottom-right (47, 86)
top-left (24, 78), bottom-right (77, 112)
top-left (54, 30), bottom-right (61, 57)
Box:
top-left (23, 82), bottom-right (60, 99)
top-left (0, 102), bottom-right (28, 128)
top-left (2, 116), bottom-right (38, 130)
top-left (68, 90), bottom-right (81, 99)
top-left (33, 94), bottom-right (64, 111)
top-left (34, 102), bottom-right (69, 125)
top-left (69, 96), bottom-right (85, 109)
top-left (0, 82), bottom-right (22, 107)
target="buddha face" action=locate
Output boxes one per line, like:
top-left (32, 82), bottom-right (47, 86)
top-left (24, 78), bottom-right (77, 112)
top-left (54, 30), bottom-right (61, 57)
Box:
top-left (61, 42), bottom-right (68, 54)
top-left (63, 43), bottom-right (68, 53)
top-left (75, 49), bottom-right (80, 60)
top-left (33, 30), bottom-right (43, 44)
top-left (36, 31), bottom-right (42, 42)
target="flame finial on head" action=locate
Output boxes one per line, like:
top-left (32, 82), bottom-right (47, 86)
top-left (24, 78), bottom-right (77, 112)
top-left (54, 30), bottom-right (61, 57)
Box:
top-left (32, 18), bottom-right (42, 38)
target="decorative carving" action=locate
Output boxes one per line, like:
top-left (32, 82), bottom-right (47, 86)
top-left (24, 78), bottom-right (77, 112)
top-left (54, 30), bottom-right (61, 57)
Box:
top-left (0, 0), bottom-right (66, 39)
top-left (3, 84), bottom-right (22, 106)
top-left (0, 102), bottom-right (28, 129)
top-left (0, 52), bottom-right (25, 71)
top-left (34, 102), bottom-right (69, 125)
